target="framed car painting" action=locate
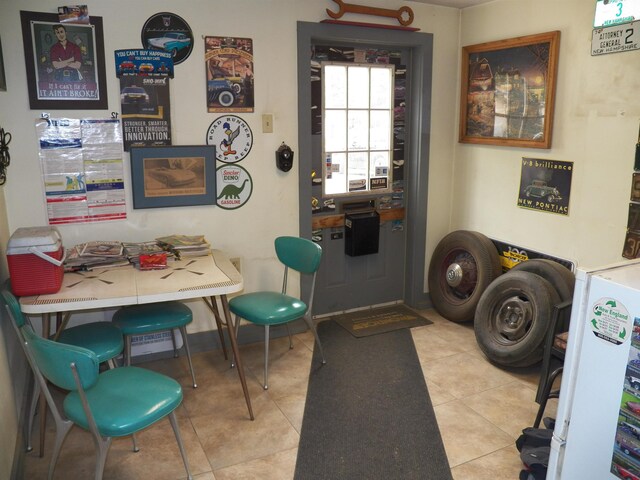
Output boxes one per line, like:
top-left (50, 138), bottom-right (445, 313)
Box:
top-left (20, 10), bottom-right (108, 109)
top-left (459, 31), bottom-right (560, 149)
top-left (130, 145), bottom-right (216, 209)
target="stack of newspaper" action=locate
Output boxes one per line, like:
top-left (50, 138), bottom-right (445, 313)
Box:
top-left (64, 241), bottom-right (130, 271)
top-left (155, 234), bottom-right (211, 258)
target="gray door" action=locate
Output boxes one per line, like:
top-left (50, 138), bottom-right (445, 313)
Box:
top-left (297, 22), bottom-right (433, 316)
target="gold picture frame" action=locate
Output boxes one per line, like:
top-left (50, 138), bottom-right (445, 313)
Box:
top-left (459, 31), bottom-right (560, 149)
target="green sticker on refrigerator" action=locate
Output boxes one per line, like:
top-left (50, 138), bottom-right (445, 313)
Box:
top-left (590, 297), bottom-right (631, 345)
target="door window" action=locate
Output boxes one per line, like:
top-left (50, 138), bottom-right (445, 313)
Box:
top-left (322, 63), bottom-right (394, 197)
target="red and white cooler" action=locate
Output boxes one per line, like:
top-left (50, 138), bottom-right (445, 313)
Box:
top-left (7, 226), bottom-right (65, 296)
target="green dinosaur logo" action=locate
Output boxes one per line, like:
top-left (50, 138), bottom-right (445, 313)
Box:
top-left (217, 179), bottom-right (248, 200)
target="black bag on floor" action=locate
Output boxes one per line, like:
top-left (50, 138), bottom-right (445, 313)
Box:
top-left (516, 427), bottom-right (553, 480)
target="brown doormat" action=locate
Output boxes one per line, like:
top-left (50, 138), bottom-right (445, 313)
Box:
top-left (333, 304), bottom-right (432, 338)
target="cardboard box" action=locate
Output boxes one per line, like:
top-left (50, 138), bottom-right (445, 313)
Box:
top-left (7, 227), bottom-right (65, 296)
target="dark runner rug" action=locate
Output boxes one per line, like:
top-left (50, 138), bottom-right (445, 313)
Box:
top-left (333, 304), bottom-right (432, 338)
top-left (294, 320), bottom-right (452, 480)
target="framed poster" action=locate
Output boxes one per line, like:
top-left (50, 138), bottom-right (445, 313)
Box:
top-left (130, 145), bottom-right (216, 209)
top-left (204, 36), bottom-right (254, 113)
top-left (459, 31), bottom-right (560, 149)
top-left (20, 10), bottom-right (108, 109)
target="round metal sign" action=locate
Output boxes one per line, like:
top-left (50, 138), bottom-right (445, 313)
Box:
top-left (216, 164), bottom-right (253, 210)
top-left (206, 115), bottom-right (253, 163)
top-left (141, 12), bottom-right (194, 65)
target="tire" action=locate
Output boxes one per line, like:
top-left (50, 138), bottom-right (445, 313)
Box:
top-left (218, 90), bottom-right (234, 107)
top-left (510, 259), bottom-right (575, 302)
top-left (474, 271), bottom-right (561, 367)
top-left (428, 230), bottom-right (502, 323)
top-left (232, 82), bottom-right (242, 95)
top-left (171, 48), bottom-right (178, 58)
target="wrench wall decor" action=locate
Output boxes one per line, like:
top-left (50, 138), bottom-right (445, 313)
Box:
top-left (326, 0), bottom-right (414, 26)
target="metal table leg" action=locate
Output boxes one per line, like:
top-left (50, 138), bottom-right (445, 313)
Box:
top-left (203, 296), bottom-right (229, 360)
top-left (220, 295), bottom-right (254, 420)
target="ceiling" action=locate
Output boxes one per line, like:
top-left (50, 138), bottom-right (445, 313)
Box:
top-left (411, 0), bottom-right (494, 8)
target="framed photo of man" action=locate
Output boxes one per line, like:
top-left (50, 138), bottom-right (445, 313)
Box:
top-left (20, 10), bottom-right (108, 109)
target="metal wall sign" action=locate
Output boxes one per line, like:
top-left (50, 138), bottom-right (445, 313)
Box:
top-left (594, 0), bottom-right (640, 28)
top-left (216, 164), bottom-right (252, 209)
top-left (592, 20), bottom-right (640, 55)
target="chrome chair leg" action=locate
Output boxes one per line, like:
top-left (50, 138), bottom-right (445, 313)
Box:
top-left (91, 435), bottom-right (112, 480)
top-left (168, 411), bottom-right (193, 480)
top-left (180, 326), bottom-right (197, 388)
top-left (285, 323), bottom-right (293, 349)
top-left (26, 378), bottom-right (40, 452)
top-left (304, 315), bottom-right (326, 364)
top-left (47, 416), bottom-right (73, 480)
top-left (263, 325), bottom-right (270, 390)
top-left (170, 329), bottom-right (179, 358)
top-left (125, 336), bottom-right (132, 366)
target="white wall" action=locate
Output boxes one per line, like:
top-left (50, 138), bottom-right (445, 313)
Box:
top-left (0, 0), bottom-right (460, 325)
top-left (455, 0), bottom-right (640, 269)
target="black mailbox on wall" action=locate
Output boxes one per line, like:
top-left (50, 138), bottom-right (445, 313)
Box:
top-left (345, 210), bottom-right (380, 256)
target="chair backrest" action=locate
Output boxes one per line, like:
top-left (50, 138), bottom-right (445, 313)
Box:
top-left (274, 236), bottom-right (322, 274)
top-left (1, 281), bottom-right (27, 328)
top-left (21, 325), bottom-right (99, 392)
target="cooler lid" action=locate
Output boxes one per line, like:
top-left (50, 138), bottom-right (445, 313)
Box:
top-left (7, 226), bottom-right (62, 253)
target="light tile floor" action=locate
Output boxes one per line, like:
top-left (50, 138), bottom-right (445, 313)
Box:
top-left (23, 308), bottom-right (558, 479)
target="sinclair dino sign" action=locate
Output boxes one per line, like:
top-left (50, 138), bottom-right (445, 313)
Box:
top-left (216, 164), bottom-right (252, 209)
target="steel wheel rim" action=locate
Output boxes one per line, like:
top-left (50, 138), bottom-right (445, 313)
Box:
top-left (491, 294), bottom-right (534, 345)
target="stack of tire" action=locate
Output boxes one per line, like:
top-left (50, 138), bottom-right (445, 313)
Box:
top-left (428, 230), bottom-right (574, 368)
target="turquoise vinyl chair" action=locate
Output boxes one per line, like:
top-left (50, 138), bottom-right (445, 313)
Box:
top-left (229, 236), bottom-right (326, 390)
top-left (1, 284), bottom-right (124, 454)
top-left (112, 301), bottom-right (197, 388)
top-left (19, 323), bottom-right (193, 480)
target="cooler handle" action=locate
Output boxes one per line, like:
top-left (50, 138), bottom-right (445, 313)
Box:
top-left (27, 246), bottom-right (66, 267)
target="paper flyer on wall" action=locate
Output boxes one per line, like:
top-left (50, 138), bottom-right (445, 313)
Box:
top-left (119, 75), bottom-right (171, 151)
top-left (35, 117), bottom-right (126, 224)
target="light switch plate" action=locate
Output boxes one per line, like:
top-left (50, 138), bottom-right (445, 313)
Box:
top-left (262, 114), bottom-right (273, 133)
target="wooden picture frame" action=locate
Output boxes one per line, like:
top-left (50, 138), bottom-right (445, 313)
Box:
top-left (459, 31), bottom-right (560, 149)
top-left (20, 10), bottom-right (108, 109)
top-left (0, 36), bottom-right (6, 92)
top-left (130, 145), bottom-right (217, 209)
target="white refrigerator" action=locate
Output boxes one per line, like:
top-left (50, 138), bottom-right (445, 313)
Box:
top-left (548, 259), bottom-right (640, 479)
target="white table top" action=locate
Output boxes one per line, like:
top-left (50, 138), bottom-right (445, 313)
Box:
top-left (19, 250), bottom-right (243, 314)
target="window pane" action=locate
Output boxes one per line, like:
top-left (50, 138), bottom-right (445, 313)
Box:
top-left (347, 152), bottom-right (368, 192)
top-left (324, 110), bottom-right (346, 152)
top-left (348, 67), bottom-right (369, 108)
top-left (370, 68), bottom-right (392, 108)
top-left (370, 151), bottom-right (389, 178)
top-left (370, 110), bottom-right (390, 150)
top-left (324, 152), bottom-right (346, 195)
top-left (348, 110), bottom-right (368, 151)
top-left (324, 65), bottom-right (346, 108)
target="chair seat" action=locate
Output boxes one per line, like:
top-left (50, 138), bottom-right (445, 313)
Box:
top-left (63, 366), bottom-right (183, 437)
top-left (54, 322), bottom-right (123, 364)
top-left (229, 291), bottom-right (307, 325)
top-left (112, 301), bottom-right (192, 335)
